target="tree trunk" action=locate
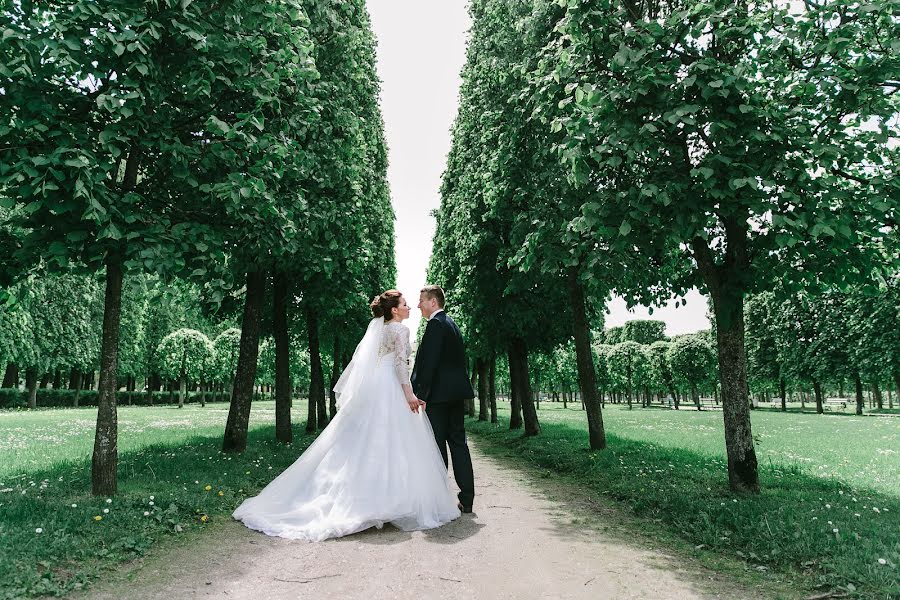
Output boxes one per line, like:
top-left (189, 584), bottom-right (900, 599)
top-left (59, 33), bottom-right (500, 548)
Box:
top-left (222, 270), bottom-right (265, 453)
top-left (469, 365), bottom-right (478, 417)
top-left (488, 355), bottom-right (497, 424)
top-left (39, 372), bottom-right (50, 389)
top-left (72, 370), bottom-right (83, 407)
top-left (477, 358), bottom-right (488, 422)
top-left (691, 382), bottom-right (700, 411)
top-left (273, 271), bottom-right (292, 444)
top-left (178, 375), bottom-right (186, 409)
top-left (507, 345), bottom-right (523, 430)
top-left (329, 336), bottom-right (342, 421)
top-left (52, 369), bottom-right (62, 390)
top-left (813, 380), bottom-right (823, 414)
top-left (92, 256), bottom-right (124, 496)
top-left (780, 378), bottom-right (787, 412)
top-left (568, 271), bottom-right (606, 449)
top-left (894, 371), bottom-right (900, 410)
top-left (707, 277), bottom-right (759, 493)
top-left (873, 382), bottom-right (883, 410)
top-left (26, 367), bottom-right (38, 409)
top-left (2, 363), bottom-right (17, 388)
top-left (855, 374), bottom-right (864, 416)
top-left (306, 306), bottom-right (325, 433)
top-left (509, 337), bottom-right (539, 436)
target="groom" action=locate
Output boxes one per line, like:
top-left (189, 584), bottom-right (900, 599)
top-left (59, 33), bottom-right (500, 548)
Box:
top-left (412, 285), bottom-right (475, 513)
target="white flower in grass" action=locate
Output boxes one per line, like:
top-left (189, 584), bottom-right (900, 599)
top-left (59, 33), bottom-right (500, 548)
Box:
top-left (149, 496), bottom-right (154, 500)
top-left (35, 528), bottom-right (43, 534)
top-left (103, 508), bottom-right (109, 514)
top-left (106, 498), bottom-right (112, 504)
top-left (873, 507), bottom-right (881, 513)
top-left (825, 504), bottom-right (831, 509)
top-left (878, 558), bottom-right (887, 565)
top-left (143, 511), bottom-right (150, 517)
top-left (149, 501), bottom-right (154, 506)
top-left (832, 528), bottom-right (839, 533)
top-left (71, 504), bottom-right (77, 508)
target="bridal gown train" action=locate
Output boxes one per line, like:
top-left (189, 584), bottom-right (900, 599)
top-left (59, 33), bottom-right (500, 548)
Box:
top-left (233, 320), bottom-right (461, 541)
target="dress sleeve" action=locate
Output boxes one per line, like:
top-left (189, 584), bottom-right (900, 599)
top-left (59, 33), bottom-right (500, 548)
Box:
top-left (392, 325), bottom-right (412, 385)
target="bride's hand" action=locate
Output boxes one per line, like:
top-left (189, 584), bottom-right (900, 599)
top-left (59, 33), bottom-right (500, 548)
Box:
top-left (407, 396), bottom-right (424, 413)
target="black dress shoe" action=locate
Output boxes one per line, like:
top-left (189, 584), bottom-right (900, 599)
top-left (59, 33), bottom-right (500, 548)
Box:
top-left (457, 502), bottom-right (472, 514)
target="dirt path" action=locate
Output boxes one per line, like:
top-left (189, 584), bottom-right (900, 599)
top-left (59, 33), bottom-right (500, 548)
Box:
top-left (84, 442), bottom-right (755, 600)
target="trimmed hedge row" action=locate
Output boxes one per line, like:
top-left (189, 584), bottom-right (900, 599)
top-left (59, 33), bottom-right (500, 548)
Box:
top-left (0, 389), bottom-right (238, 409)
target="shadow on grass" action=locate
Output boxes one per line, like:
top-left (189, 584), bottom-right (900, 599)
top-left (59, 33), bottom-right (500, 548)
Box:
top-left (467, 417), bottom-right (900, 599)
top-left (0, 423), bottom-right (315, 599)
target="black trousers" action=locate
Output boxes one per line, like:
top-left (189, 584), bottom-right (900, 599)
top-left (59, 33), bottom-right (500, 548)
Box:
top-left (425, 400), bottom-right (475, 508)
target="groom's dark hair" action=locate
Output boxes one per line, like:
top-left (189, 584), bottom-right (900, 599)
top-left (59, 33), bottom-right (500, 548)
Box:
top-left (420, 285), bottom-right (445, 308)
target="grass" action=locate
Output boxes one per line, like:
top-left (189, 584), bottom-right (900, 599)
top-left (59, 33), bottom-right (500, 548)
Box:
top-left (468, 402), bottom-right (900, 599)
top-left (1, 401), bottom-right (897, 598)
top-left (0, 402), bottom-right (315, 599)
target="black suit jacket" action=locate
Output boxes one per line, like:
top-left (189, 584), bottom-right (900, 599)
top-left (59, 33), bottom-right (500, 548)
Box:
top-left (411, 311), bottom-right (474, 405)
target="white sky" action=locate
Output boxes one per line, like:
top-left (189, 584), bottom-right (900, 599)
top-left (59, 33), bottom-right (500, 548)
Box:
top-left (367, 1), bottom-right (711, 340)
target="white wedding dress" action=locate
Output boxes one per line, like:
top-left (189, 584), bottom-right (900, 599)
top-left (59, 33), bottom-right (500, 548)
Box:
top-left (233, 318), bottom-right (460, 541)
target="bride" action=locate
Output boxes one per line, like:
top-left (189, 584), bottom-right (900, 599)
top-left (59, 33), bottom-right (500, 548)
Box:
top-left (233, 290), bottom-right (461, 541)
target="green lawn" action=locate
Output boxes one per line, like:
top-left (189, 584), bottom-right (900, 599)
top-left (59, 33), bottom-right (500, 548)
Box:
top-left (530, 402), bottom-right (900, 496)
top-left (0, 402), bottom-right (315, 599)
top-left (469, 402), bottom-right (900, 599)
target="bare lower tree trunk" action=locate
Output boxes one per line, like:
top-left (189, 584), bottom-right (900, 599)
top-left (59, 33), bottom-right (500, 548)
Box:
top-left (92, 255), bottom-right (124, 496)
top-left (71, 370), bottom-right (83, 407)
top-left (813, 380), bottom-right (824, 414)
top-left (39, 372), bottom-right (50, 389)
top-left (222, 270), bottom-right (265, 453)
top-left (509, 337), bottom-right (539, 436)
top-left (178, 374), bottom-right (186, 409)
top-left (569, 271), bottom-right (606, 450)
top-left (707, 273), bottom-right (759, 493)
top-left (477, 358), bottom-right (488, 422)
top-left (507, 345), bottom-right (523, 430)
top-left (26, 367), bottom-right (38, 409)
top-left (306, 306), bottom-right (325, 433)
top-left (489, 356), bottom-right (497, 424)
top-left (873, 382), bottom-right (883, 410)
top-left (855, 374), bottom-right (864, 416)
top-left (273, 272), bottom-right (292, 444)
top-left (691, 382), bottom-right (700, 411)
top-left (329, 336), bottom-right (341, 421)
top-left (780, 378), bottom-right (787, 412)
top-left (52, 370), bottom-right (62, 390)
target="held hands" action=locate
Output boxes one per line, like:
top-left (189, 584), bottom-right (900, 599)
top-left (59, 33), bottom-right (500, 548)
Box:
top-left (406, 394), bottom-right (426, 413)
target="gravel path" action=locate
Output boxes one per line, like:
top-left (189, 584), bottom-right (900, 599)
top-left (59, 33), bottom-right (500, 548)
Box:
top-left (84, 442), bottom-right (753, 600)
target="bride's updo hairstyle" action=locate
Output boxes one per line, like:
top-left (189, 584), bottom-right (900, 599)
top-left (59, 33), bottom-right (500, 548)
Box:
top-left (370, 290), bottom-right (403, 321)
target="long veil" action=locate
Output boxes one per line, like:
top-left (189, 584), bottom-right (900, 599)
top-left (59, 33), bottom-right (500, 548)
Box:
top-left (333, 317), bottom-right (386, 410)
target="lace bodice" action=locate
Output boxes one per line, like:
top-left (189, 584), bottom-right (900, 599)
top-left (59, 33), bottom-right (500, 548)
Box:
top-left (379, 321), bottom-right (412, 385)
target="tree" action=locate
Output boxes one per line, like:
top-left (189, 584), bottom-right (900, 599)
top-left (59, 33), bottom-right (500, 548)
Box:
top-left (607, 342), bottom-right (650, 410)
top-left (156, 329), bottom-right (214, 409)
top-left (543, 0), bottom-right (897, 492)
top-left (213, 328), bottom-right (242, 402)
top-left (668, 335), bottom-right (716, 411)
top-left (744, 292), bottom-right (785, 410)
top-left (648, 341), bottom-right (678, 408)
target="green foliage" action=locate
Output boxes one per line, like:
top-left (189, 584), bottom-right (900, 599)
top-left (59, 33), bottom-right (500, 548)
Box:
top-left (212, 328), bottom-right (242, 385)
top-left (155, 329), bottom-right (214, 384)
top-left (607, 341), bottom-right (653, 395)
top-left (667, 335), bottom-right (717, 393)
